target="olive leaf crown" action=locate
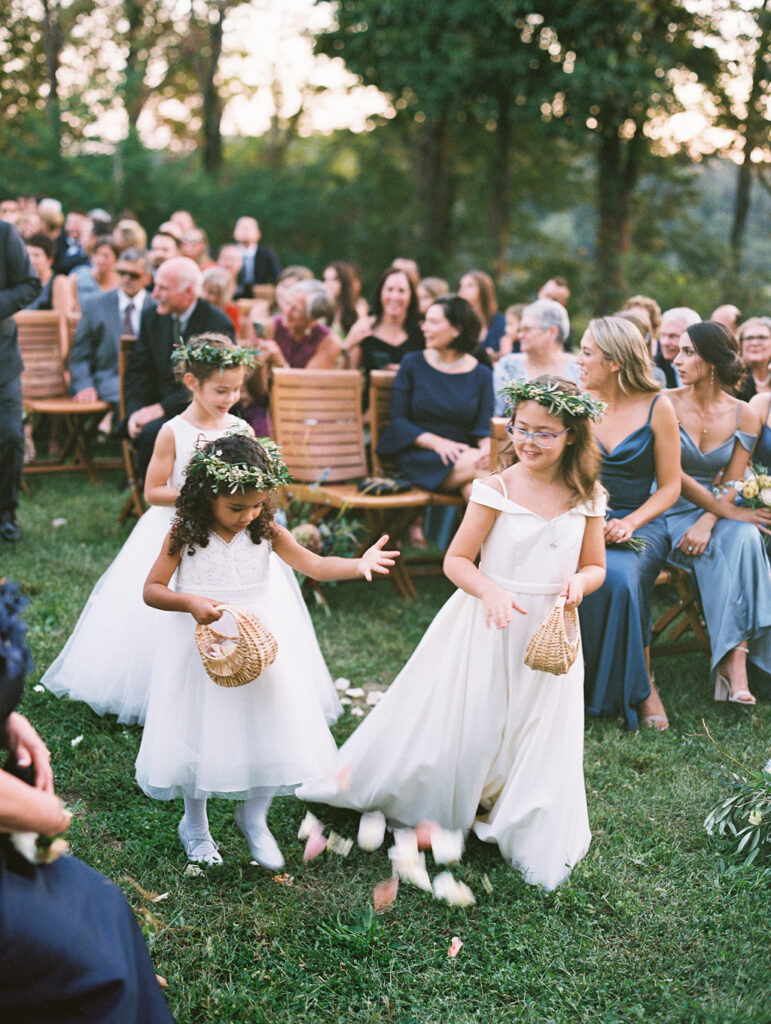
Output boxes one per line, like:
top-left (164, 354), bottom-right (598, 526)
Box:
top-left (187, 436), bottom-right (291, 494)
top-left (171, 342), bottom-right (257, 370)
top-left (498, 378), bottom-right (606, 422)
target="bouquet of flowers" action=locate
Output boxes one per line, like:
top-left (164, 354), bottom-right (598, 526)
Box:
top-left (722, 464), bottom-right (771, 508)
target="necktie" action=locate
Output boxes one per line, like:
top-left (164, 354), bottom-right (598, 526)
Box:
top-left (172, 315), bottom-right (182, 347)
top-left (121, 300), bottom-right (135, 337)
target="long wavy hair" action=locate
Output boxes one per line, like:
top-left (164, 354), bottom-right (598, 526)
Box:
top-left (587, 316), bottom-right (660, 394)
top-left (169, 434), bottom-right (278, 556)
top-left (506, 375), bottom-right (602, 504)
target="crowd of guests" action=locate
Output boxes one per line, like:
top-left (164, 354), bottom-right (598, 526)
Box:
top-left (2, 195), bottom-right (771, 729)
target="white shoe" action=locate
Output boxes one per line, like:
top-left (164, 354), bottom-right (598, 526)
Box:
top-left (234, 805), bottom-right (285, 870)
top-left (178, 819), bottom-right (223, 866)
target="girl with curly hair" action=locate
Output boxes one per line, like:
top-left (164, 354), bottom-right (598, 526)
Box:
top-left (136, 433), bottom-right (398, 870)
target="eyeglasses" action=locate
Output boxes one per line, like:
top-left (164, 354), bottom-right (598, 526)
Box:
top-left (506, 425), bottom-right (569, 449)
top-left (742, 335), bottom-right (771, 343)
top-left (118, 269), bottom-right (142, 280)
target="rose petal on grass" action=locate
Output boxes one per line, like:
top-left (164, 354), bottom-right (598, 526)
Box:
top-left (33, 684), bottom-right (45, 693)
top-left (327, 831), bottom-right (353, 857)
top-left (152, 892), bottom-right (169, 903)
top-left (433, 871), bottom-right (476, 907)
top-left (373, 876), bottom-right (399, 913)
top-left (430, 827), bottom-right (464, 864)
top-left (358, 810), bottom-right (386, 852)
top-left (365, 690), bottom-right (384, 706)
top-left (414, 820), bottom-right (438, 850)
top-left (297, 810), bottom-right (322, 841)
top-left (52, 518), bottom-right (67, 528)
top-left (155, 974), bottom-right (168, 989)
top-left (350, 707), bottom-right (365, 718)
top-left (345, 687), bottom-right (365, 698)
top-left (70, 735), bottom-right (84, 747)
top-left (334, 677), bottom-right (351, 691)
top-left (303, 825), bottom-right (328, 862)
top-left (448, 936), bottom-right (463, 958)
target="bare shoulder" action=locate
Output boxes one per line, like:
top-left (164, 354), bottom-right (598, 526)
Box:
top-left (737, 397), bottom-right (761, 433)
top-left (749, 391), bottom-right (771, 422)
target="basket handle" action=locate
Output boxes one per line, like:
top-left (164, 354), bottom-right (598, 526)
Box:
top-left (206, 604), bottom-right (241, 638)
top-left (554, 594), bottom-right (567, 611)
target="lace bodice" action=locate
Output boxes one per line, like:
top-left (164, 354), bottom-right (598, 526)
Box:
top-left (176, 530), bottom-right (271, 601)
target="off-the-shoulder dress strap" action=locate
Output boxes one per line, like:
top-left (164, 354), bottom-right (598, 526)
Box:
top-left (646, 393), bottom-right (662, 424)
top-left (495, 473), bottom-right (509, 499)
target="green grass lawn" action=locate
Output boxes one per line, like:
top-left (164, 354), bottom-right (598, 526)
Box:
top-left (4, 473), bottom-right (770, 1024)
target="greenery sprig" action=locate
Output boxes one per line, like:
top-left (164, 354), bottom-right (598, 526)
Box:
top-left (498, 378), bottom-right (606, 422)
top-left (171, 342), bottom-right (257, 370)
top-left (187, 437), bottom-right (291, 494)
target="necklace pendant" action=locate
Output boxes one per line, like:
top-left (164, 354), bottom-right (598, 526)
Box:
top-left (550, 537), bottom-right (558, 548)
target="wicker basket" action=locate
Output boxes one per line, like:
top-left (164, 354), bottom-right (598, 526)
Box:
top-left (524, 595), bottom-right (580, 676)
top-left (195, 605), bottom-right (278, 687)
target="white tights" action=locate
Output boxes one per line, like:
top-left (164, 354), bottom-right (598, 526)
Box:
top-left (183, 788), bottom-right (276, 838)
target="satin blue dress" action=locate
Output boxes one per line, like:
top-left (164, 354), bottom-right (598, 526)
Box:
top-left (753, 401), bottom-right (771, 468)
top-left (665, 421), bottom-right (771, 675)
top-left (580, 396), bottom-right (671, 730)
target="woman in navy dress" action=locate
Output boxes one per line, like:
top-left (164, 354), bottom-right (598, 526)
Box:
top-left (377, 295), bottom-right (494, 500)
top-left (666, 321), bottom-right (771, 705)
top-left (0, 582), bottom-right (174, 1024)
top-left (575, 317), bottom-right (681, 730)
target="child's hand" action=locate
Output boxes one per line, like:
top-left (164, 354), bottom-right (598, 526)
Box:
top-left (561, 575), bottom-right (585, 610)
top-left (481, 583), bottom-right (527, 630)
top-left (186, 596), bottom-right (223, 625)
top-left (358, 535), bottom-right (400, 581)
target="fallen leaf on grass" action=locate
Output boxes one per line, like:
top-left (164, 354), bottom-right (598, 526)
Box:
top-left (448, 936), bottom-right (463, 958)
top-left (481, 873), bottom-right (493, 895)
top-left (272, 873), bottom-right (295, 886)
top-left (373, 877), bottom-right (399, 913)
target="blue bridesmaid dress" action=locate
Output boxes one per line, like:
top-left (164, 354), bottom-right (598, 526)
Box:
top-left (665, 418), bottom-right (771, 677)
top-left (753, 400), bottom-right (771, 468)
top-left (580, 396), bottom-right (671, 730)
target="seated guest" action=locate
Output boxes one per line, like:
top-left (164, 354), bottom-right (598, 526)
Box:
top-left (169, 209), bottom-right (195, 234)
top-left (274, 265), bottom-right (313, 315)
top-left (112, 218), bottom-right (148, 254)
top-left (575, 316), bottom-right (681, 731)
top-left (233, 215), bottom-right (281, 296)
top-left (458, 270), bottom-right (506, 356)
top-left (736, 317), bottom-right (771, 401)
top-left (217, 243), bottom-right (243, 298)
top-left (201, 265), bottom-right (239, 333)
top-left (711, 304), bottom-right (742, 333)
top-left (322, 261), bottom-right (366, 338)
top-left (244, 280), bottom-right (340, 436)
top-left (391, 257), bottom-right (420, 285)
top-left (377, 295), bottom-right (493, 500)
top-left (124, 256), bottom-right (235, 479)
top-left (501, 303), bottom-right (526, 356)
top-left (149, 231), bottom-right (180, 275)
top-left (70, 248), bottom-right (154, 407)
top-left (181, 226), bottom-right (215, 270)
top-left (416, 276), bottom-right (449, 317)
top-left (0, 581), bottom-right (175, 1024)
top-left (71, 236), bottom-right (120, 310)
top-left (614, 310), bottom-right (667, 387)
top-left (25, 232), bottom-right (55, 310)
top-left (665, 320), bottom-right (771, 706)
top-left (537, 275), bottom-right (570, 308)
top-left (493, 299), bottom-right (580, 414)
top-left (53, 210), bottom-right (91, 276)
top-left (345, 266), bottom-right (424, 386)
top-left (658, 306), bottom-right (700, 388)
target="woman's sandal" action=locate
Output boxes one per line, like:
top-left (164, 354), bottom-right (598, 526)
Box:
top-left (639, 676), bottom-right (669, 731)
top-left (714, 646), bottom-right (756, 705)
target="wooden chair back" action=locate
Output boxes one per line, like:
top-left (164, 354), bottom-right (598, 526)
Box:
top-left (489, 416), bottom-right (510, 472)
top-left (271, 368), bottom-right (367, 483)
top-left (64, 311), bottom-right (81, 360)
top-left (369, 370), bottom-right (398, 476)
top-left (15, 311), bottom-right (69, 399)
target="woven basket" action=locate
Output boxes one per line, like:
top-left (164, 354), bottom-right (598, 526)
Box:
top-left (195, 605), bottom-right (278, 687)
top-left (524, 595), bottom-right (580, 676)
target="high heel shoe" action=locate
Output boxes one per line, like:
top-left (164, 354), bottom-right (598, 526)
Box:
top-left (713, 671), bottom-right (756, 705)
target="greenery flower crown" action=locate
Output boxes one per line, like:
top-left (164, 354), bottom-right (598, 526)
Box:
top-left (498, 379), bottom-right (606, 422)
top-left (171, 342), bottom-right (257, 370)
top-left (187, 437), bottom-right (291, 494)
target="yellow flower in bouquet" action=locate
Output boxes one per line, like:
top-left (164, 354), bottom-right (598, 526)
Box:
top-left (743, 478), bottom-right (759, 500)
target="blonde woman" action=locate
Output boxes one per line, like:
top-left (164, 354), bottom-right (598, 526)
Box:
top-left (576, 315), bottom-right (681, 730)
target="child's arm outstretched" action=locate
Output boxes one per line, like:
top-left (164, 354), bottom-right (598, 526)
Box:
top-left (271, 525), bottom-right (399, 582)
top-left (143, 532), bottom-right (223, 625)
top-left (561, 514), bottom-right (606, 609)
top-left (143, 424), bottom-right (179, 507)
top-left (443, 498), bottom-right (527, 630)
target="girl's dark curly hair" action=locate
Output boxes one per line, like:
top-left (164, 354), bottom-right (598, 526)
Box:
top-left (169, 434), bottom-right (278, 556)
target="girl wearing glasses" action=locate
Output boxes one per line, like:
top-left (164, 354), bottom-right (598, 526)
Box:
top-left (301, 377), bottom-right (606, 889)
top-left (575, 317), bottom-right (681, 731)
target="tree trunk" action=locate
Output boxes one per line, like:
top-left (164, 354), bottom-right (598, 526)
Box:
top-left (413, 116), bottom-right (454, 272)
top-left (489, 98), bottom-right (512, 279)
top-left (41, 0), bottom-right (62, 160)
top-left (123, 0), bottom-right (146, 130)
top-left (201, 5), bottom-right (225, 175)
top-left (594, 127), bottom-right (641, 314)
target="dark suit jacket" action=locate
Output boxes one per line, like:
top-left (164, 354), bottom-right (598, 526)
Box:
top-left (0, 222), bottom-right (42, 386)
top-left (52, 232), bottom-right (90, 276)
top-left (234, 245), bottom-right (281, 297)
top-left (124, 299), bottom-right (236, 419)
top-left (69, 289), bottom-right (156, 403)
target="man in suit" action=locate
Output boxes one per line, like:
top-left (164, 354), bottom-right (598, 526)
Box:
top-left (0, 221), bottom-right (42, 542)
top-left (233, 216), bottom-right (281, 298)
top-left (124, 256), bottom-right (236, 480)
top-left (70, 248), bottom-right (154, 407)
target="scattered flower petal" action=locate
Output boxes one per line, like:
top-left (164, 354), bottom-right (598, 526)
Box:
top-left (152, 892), bottom-right (169, 903)
top-left (303, 824), bottom-right (328, 862)
top-left (70, 735), bottom-right (84, 747)
top-left (297, 811), bottom-right (322, 841)
top-left (431, 827), bottom-right (464, 864)
top-left (334, 677), bottom-right (350, 692)
top-left (272, 873), bottom-right (295, 886)
top-left (373, 876), bottom-right (399, 913)
top-left (481, 873), bottom-right (493, 895)
top-left (52, 518), bottom-right (67, 528)
top-left (336, 763), bottom-right (351, 792)
top-left (155, 974), bottom-right (168, 989)
top-left (358, 811), bottom-right (386, 852)
top-left (33, 684), bottom-right (45, 693)
top-left (433, 872), bottom-right (476, 907)
top-left (340, 697), bottom-right (352, 706)
top-left (9, 832), bottom-right (39, 863)
top-left (388, 837), bottom-right (431, 891)
top-left (350, 707), bottom-right (365, 718)
top-left (327, 831), bottom-right (353, 857)
top-left (183, 863), bottom-right (204, 877)
top-left (365, 690), bottom-right (383, 706)
top-left (448, 936), bottom-right (463, 958)
top-left (345, 687), bottom-right (365, 698)
top-left (415, 820), bottom-right (438, 850)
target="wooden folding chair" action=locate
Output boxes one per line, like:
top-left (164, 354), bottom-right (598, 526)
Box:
top-left (118, 335), bottom-right (145, 522)
top-left (271, 368), bottom-right (444, 600)
top-left (650, 563), bottom-right (710, 658)
top-left (16, 310), bottom-right (110, 482)
top-left (64, 311), bottom-right (81, 362)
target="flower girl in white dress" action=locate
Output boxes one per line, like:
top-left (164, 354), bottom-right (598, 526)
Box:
top-left (42, 335), bottom-right (341, 725)
top-left (135, 433), bottom-right (399, 870)
top-left (300, 377), bottom-right (607, 889)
